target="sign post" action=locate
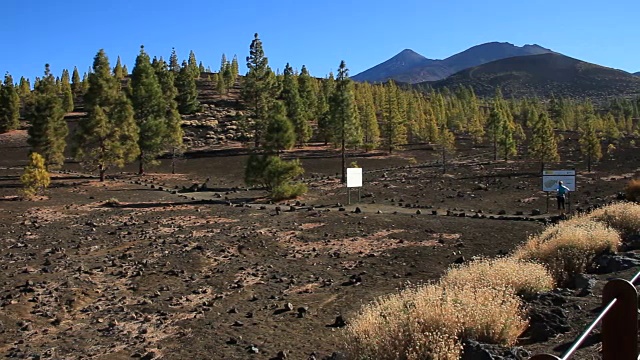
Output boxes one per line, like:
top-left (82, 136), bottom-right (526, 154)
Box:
top-left (346, 168), bottom-right (363, 205)
top-left (542, 170), bottom-right (576, 213)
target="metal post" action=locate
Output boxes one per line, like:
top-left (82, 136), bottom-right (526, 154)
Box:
top-left (602, 279), bottom-right (638, 360)
top-left (348, 188), bottom-right (351, 205)
top-left (546, 192), bottom-right (549, 214)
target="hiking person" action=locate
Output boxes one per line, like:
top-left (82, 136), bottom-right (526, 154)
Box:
top-left (557, 180), bottom-right (570, 211)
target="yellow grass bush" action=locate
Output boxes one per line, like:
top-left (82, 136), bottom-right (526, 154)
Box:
top-left (625, 179), bottom-right (640, 202)
top-left (513, 220), bottom-right (621, 285)
top-left (441, 257), bottom-right (554, 296)
top-left (343, 283), bottom-right (528, 359)
top-left (588, 202), bottom-right (640, 238)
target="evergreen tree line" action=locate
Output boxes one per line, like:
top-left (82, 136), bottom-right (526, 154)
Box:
top-left (3, 35), bottom-right (640, 188)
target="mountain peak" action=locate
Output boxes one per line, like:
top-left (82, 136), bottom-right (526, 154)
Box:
top-left (351, 49), bottom-right (431, 83)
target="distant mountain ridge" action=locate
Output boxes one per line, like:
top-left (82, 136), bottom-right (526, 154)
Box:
top-left (422, 53), bottom-right (640, 99)
top-left (351, 42), bottom-right (554, 83)
top-left (634, 72), bottom-right (640, 76)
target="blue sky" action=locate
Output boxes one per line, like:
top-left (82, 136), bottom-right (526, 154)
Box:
top-left (1, 0), bottom-right (638, 83)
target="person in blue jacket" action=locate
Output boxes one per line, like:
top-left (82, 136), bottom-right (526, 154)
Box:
top-left (556, 181), bottom-right (570, 211)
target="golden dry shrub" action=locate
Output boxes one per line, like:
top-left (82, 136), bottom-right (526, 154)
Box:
top-left (343, 283), bottom-right (528, 359)
top-left (441, 257), bottom-right (554, 297)
top-left (21, 152), bottom-right (51, 199)
top-left (588, 202), bottom-right (640, 238)
top-left (343, 285), bottom-right (462, 360)
top-left (625, 179), bottom-right (640, 202)
top-left (513, 220), bottom-right (621, 285)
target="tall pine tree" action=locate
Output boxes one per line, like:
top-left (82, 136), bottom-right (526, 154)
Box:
top-left (329, 61), bottom-right (361, 183)
top-left (579, 115), bottom-right (602, 172)
top-left (529, 111), bottom-right (559, 173)
top-left (130, 45), bottom-right (167, 174)
top-left (282, 63), bottom-right (310, 146)
top-left (60, 69), bottom-right (74, 112)
top-left (27, 64), bottom-right (68, 169)
top-left (175, 60), bottom-right (200, 114)
top-left (0, 72), bottom-right (21, 132)
top-left (241, 33), bottom-right (280, 147)
top-left (74, 49), bottom-right (139, 181)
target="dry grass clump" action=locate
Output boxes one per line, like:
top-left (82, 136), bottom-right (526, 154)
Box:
top-left (513, 220), bottom-right (620, 285)
top-left (625, 179), bottom-right (640, 202)
top-left (343, 283), bottom-right (528, 359)
top-left (587, 202), bottom-right (640, 239)
top-left (441, 257), bottom-right (554, 297)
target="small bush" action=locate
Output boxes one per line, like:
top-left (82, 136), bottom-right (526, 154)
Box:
top-left (271, 182), bottom-right (307, 201)
top-left (513, 220), bottom-right (620, 285)
top-left (21, 152), bottom-right (51, 199)
top-left (245, 154), bottom-right (307, 199)
top-left (624, 180), bottom-right (640, 202)
top-left (407, 157), bottom-right (418, 165)
top-left (441, 257), bottom-right (554, 297)
top-left (588, 202), bottom-right (640, 238)
top-left (343, 283), bottom-right (528, 359)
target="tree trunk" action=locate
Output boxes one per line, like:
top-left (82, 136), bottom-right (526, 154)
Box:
top-left (442, 146), bottom-right (446, 174)
top-left (540, 161), bottom-right (545, 175)
top-left (99, 165), bottom-right (105, 182)
top-left (139, 153), bottom-right (144, 175)
top-left (587, 155), bottom-right (591, 172)
top-left (341, 135), bottom-right (346, 184)
top-left (493, 137), bottom-right (497, 161)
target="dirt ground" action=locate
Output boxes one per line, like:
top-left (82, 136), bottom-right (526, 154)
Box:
top-left (1, 128), bottom-right (639, 359)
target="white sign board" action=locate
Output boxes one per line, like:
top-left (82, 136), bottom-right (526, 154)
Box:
top-left (542, 170), bottom-right (576, 192)
top-left (346, 168), bottom-right (362, 188)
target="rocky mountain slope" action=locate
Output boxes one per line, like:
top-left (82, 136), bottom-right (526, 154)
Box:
top-left (421, 53), bottom-right (640, 99)
top-left (351, 42), bottom-right (553, 83)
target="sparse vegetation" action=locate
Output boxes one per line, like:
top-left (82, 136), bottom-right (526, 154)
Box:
top-left (587, 202), bottom-right (640, 239)
top-left (343, 283), bottom-right (528, 360)
top-left (513, 218), bottom-right (620, 285)
top-left (441, 257), bottom-right (554, 296)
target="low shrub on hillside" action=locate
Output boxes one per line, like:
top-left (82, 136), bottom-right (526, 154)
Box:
top-left (625, 179), bottom-right (640, 202)
top-left (343, 283), bottom-right (528, 360)
top-left (513, 220), bottom-right (620, 285)
top-left (441, 257), bottom-right (554, 297)
top-left (589, 202), bottom-right (640, 238)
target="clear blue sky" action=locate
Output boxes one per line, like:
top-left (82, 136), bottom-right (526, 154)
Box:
top-left (1, 0), bottom-right (638, 83)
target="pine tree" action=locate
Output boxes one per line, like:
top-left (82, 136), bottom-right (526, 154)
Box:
top-left (356, 84), bottom-right (379, 151)
top-left (329, 61), bottom-right (361, 183)
top-left (529, 111), bottom-right (559, 173)
top-left (439, 123), bottom-right (455, 174)
top-left (74, 49), bottom-right (139, 181)
top-left (188, 50), bottom-right (199, 79)
top-left (130, 45), bottom-right (168, 174)
top-left (316, 73), bottom-right (335, 145)
top-left (175, 60), bottom-right (200, 114)
top-left (381, 81), bottom-right (406, 154)
top-left (241, 33), bottom-right (281, 147)
top-left (0, 72), bottom-right (21, 132)
top-left (26, 64), bottom-right (68, 169)
top-left (169, 48), bottom-right (180, 75)
top-left (60, 69), bottom-right (74, 112)
top-left (579, 115), bottom-right (602, 172)
top-left (230, 55), bottom-right (239, 83)
top-left (71, 66), bottom-right (82, 98)
top-left (298, 65), bottom-right (318, 127)
top-left (264, 101), bottom-right (295, 154)
top-left (198, 61), bottom-right (205, 74)
top-left (17, 76), bottom-right (31, 109)
top-left (602, 112), bottom-right (620, 141)
top-left (21, 152), bottom-right (51, 198)
top-left (113, 56), bottom-right (125, 80)
top-left (152, 58), bottom-right (184, 174)
top-left (282, 63), bottom-right (310, 146)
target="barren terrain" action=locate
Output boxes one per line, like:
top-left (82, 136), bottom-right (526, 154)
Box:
top-left (1, 126), bottom-right (640, 359)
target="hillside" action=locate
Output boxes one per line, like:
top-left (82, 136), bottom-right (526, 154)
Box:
top-left (352, 42), bottom-right (553, 83)
top-left (422, 53), bottom-right (640, 99)
top-left (634, 72), bottom-right (640, 76)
